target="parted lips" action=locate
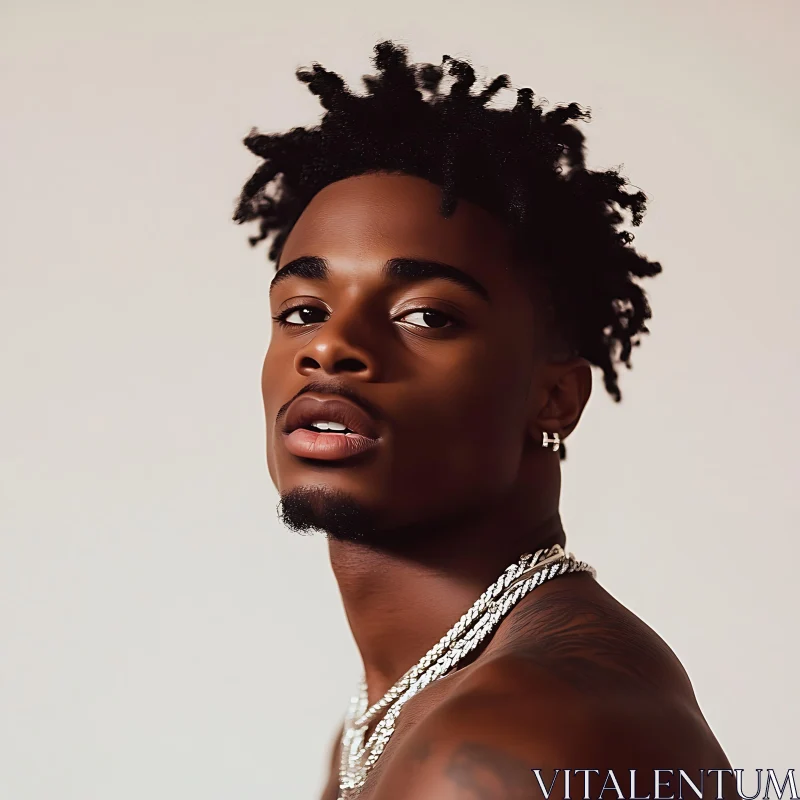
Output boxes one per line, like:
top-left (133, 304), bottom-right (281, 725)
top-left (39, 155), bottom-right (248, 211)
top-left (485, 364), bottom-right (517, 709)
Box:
top-left (283, 394), bottom-right (380, 440)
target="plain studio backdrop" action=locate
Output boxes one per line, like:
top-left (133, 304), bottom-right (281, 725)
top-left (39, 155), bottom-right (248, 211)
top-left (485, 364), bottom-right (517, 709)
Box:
top-left (1, 1), bottom-right (798, 797)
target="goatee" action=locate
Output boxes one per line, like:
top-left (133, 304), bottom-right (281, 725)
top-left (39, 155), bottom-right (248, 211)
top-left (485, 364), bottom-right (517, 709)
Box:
top-left (278, 486), bottom-right (379, 542)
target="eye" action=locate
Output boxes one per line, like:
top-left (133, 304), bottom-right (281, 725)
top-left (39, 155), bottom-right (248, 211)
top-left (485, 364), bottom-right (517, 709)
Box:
top-left (398, 309), bottom-right (454, 329)
top-left (274, 305), bottom-right (330, 326)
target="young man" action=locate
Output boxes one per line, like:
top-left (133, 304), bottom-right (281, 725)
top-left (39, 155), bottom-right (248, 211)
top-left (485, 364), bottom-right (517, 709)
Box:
top-left (234, 41), bottom-right (733, 800)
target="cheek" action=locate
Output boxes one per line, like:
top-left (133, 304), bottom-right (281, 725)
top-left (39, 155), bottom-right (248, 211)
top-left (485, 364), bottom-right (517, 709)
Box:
top-left (446, 342), bottom-right (532, 440)
top-left (265, 413), bottom-right (277, 482)
top-left (449, 389), bottom-right (528, 484)
top-left (261, 337), bottom-right (289, 414)
top-left (261, 346), bottom-right (284, 488)
top-left (393, 355), bottom-right (532, 494)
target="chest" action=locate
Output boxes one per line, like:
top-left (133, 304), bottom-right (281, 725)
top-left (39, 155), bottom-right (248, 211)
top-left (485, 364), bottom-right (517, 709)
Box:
top-left (317, 672), bottom-right (461, 800)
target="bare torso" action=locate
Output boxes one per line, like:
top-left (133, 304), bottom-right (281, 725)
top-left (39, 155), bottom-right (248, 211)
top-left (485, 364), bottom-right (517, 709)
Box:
top-left (318, 574), bottom-right (731, 799)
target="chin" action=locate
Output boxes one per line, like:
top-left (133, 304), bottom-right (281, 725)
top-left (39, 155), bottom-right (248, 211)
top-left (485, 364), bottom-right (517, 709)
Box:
top-left (278, 485), bottom-right (382, 542)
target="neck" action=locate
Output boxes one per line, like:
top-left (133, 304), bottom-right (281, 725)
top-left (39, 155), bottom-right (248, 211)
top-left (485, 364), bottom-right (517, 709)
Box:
top-left (329, 490), bottom-right (565, 707)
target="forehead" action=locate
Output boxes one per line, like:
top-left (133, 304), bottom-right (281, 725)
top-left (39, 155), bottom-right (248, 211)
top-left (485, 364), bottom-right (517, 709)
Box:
top-left (277, 172), bottom-right (521, 283)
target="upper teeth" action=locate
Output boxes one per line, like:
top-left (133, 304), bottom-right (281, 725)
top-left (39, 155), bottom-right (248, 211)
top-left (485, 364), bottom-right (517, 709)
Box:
top-left (310, 420), bottom-right (348, 432)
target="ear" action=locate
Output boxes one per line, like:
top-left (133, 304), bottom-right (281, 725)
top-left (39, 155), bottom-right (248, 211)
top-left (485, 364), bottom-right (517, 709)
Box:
top-left (529, 357), bottom-right (593, 443)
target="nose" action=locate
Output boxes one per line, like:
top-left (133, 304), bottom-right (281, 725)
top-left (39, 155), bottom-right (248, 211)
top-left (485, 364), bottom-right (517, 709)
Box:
top-left (292, 308), bottom-right (380, 381)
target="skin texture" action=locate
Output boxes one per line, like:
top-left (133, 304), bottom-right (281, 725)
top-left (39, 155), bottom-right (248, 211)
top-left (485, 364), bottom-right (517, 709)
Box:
top-left (261, 172), bottom-right (733, 799)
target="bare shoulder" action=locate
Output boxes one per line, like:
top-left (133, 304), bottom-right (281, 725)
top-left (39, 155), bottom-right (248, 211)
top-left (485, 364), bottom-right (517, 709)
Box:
top-left (374, 665), bottom-right (731, 800)
top-left (371, 577), bottom-right (732, 799)
top-left (488, 573), bottom-right (696, 696)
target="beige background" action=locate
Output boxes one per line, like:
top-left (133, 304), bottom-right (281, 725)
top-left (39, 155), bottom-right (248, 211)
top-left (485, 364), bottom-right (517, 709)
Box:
top-left (1, 1), bottom-right (798, 797)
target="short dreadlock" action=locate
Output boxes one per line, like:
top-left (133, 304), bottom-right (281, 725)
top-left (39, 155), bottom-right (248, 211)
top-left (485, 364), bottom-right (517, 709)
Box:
top-left (234, 40), bottom-right (662, 458)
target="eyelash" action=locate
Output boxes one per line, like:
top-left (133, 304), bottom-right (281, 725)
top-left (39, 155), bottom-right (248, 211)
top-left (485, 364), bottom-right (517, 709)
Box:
top-left (271, 305), bottom-right (327, 328)
top-left (271, 304), bottom-right (458, 330)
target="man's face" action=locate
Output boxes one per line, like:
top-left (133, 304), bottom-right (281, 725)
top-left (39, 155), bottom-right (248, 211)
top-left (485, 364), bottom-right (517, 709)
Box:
top-left (262, 172), bottom-right (549, 536)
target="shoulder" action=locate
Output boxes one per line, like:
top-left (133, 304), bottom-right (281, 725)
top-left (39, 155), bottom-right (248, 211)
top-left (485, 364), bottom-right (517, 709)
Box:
top-left (488, 574), bottom-right (695, 697)
top-left (373, 577), bottom-right (733, 799)
top-left (376, 661), bottom-right (726, 799)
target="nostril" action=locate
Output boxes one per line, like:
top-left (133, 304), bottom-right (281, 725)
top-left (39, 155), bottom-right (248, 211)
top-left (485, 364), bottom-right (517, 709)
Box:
top-left (335, 357), bottom-right (369, 372)
top-left (295, 351), bottom-right (373, 376)
top-left (298, 356), bottom-right (321, 371)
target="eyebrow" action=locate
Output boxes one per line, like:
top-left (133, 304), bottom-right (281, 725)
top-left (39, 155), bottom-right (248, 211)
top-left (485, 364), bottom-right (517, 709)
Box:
top-left (269, 256), bottom-right (491, 303)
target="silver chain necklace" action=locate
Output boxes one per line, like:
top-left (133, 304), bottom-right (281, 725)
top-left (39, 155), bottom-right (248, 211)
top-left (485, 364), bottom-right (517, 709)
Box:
top-left (337, 544), bottom-right (596, 799)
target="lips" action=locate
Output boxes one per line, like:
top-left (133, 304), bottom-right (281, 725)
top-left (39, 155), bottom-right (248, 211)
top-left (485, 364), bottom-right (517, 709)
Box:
top-left (281, 394), bottom-right (380, 461)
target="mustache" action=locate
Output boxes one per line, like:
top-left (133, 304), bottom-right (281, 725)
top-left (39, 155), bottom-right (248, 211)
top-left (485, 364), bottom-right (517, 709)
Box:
top-left (275, 379), bottom-right (384, 428)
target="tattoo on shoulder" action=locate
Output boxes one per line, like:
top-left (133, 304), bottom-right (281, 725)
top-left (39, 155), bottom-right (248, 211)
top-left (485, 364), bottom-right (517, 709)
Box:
top-left (445, 741), bottom-right (536, 800)
top-left (500, 586), bottom-right (678, 692)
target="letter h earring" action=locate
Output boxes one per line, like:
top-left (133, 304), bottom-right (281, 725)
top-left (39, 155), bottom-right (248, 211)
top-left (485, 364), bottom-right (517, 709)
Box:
top-left (542, 431), bottom-right (560, 452)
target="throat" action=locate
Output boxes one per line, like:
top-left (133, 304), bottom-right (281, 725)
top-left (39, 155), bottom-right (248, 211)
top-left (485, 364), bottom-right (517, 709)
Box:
top-left (328, 512), bottom-right (568, 701)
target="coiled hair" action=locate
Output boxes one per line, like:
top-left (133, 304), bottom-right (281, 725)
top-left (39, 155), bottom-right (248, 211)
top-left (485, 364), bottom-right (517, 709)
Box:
top-left (234, 40), bottom-right (663, 458)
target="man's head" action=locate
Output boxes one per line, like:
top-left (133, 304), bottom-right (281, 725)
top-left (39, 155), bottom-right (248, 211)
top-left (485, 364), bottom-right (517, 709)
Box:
top-left (234, 41), bottom-right (662, 542)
